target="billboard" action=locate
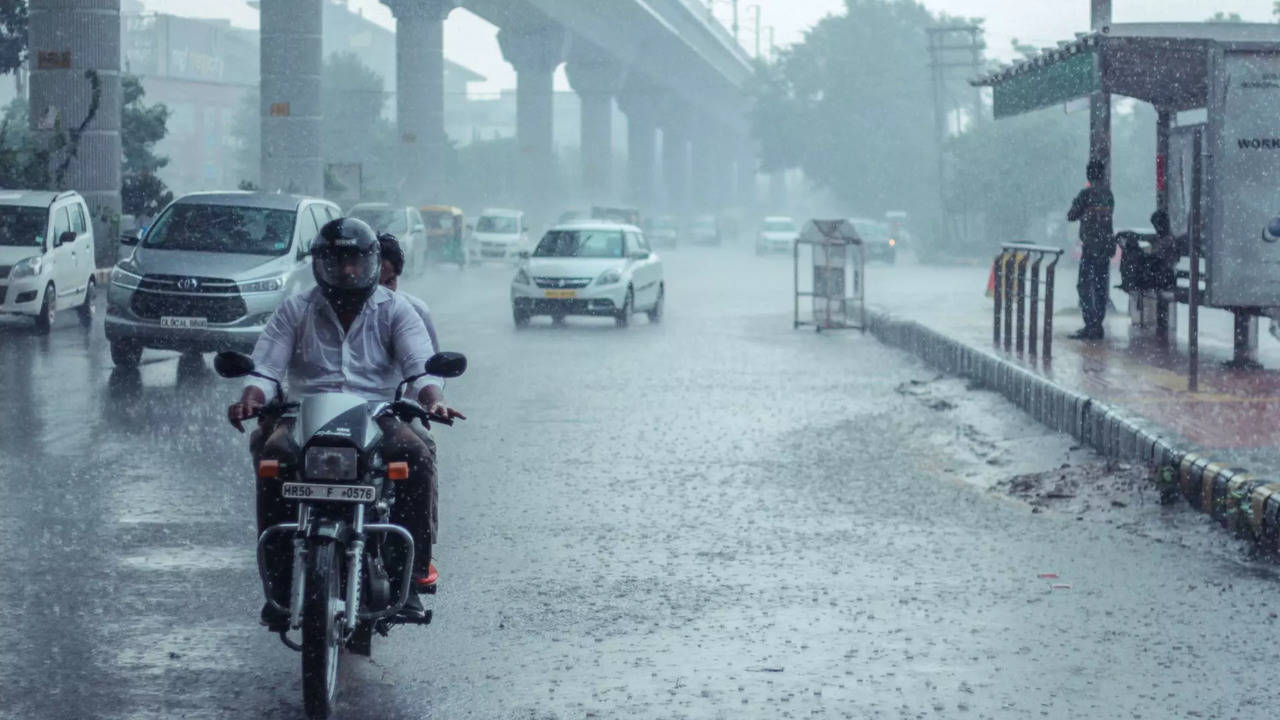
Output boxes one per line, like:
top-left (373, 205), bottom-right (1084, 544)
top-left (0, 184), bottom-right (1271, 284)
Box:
top-left (1206, 49), bottom-right (1280, 308)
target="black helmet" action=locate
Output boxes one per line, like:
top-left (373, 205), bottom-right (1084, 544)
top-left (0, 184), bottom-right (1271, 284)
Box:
top-left (312, 217), bottom-right (381, 313)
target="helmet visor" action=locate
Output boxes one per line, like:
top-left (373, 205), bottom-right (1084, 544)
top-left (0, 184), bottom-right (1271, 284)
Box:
top-left (314, 246), bottom-right (379, 290)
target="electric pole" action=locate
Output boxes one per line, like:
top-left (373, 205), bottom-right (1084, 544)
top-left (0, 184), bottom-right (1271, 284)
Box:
top-left (926, 24), bottom-right (985, 248)
top-left (1090, 0), bottom-right (1112, 185)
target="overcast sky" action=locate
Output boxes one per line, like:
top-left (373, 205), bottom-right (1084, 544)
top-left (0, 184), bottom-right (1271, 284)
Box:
top-left (139, 0), bottom-right (1276, 93)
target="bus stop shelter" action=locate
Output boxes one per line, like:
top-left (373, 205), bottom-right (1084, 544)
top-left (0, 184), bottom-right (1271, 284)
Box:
top-left (972, 22), bottom-right (1280, 378)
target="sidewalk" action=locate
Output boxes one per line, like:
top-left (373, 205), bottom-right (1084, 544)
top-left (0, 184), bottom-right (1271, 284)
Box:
top-left (862, 258), bottom-right (1280, 548)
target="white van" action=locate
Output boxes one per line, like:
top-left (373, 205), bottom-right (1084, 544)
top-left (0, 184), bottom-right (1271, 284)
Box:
top-left (0, 190), bottom-right (98, 333)
top-left (473, 208), bottom-right (529, 260)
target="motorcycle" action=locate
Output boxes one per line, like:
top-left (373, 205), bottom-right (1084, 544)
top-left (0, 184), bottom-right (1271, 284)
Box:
top-left (214, 349), bottom-right (467, 719)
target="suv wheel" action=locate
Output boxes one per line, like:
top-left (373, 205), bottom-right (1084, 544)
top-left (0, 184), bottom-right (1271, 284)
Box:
top-left (34, 283), bottom-right (55, 334)
top-left (110, 340), bottom-right (143, 367)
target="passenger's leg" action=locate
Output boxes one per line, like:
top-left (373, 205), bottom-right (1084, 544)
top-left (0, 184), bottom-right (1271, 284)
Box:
top-left (254, 419), bottom-right (298, 613)
top-left (378, 416), bottom-right (437, 579)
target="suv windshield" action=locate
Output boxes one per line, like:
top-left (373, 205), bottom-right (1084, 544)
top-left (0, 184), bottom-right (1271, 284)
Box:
top-left (534, 230), bottom-right (624, 258)
top-left (764, 219), bottom-right (796, 232)
top-left (477, 216), bottom-right (518, 234)
top-left (143, 204), bottom-right (296, 255)
top-left (0, 206), bottom-right (47, 247)
top-left (350, 208), bottom-right (407, 234)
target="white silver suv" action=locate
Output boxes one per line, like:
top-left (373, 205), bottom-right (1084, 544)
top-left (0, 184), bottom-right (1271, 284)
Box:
top-left (105, 192), bottom-right (339, 367)
top-left (0, 190), bottom-right (98, 333)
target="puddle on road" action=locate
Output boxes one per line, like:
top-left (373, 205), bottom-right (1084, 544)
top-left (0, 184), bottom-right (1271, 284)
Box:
top-left (118, 545), bottom-right (250, 572)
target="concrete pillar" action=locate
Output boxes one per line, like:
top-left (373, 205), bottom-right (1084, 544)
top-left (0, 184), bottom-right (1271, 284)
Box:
top-left (498, 25), bottom-right (567, 209)
top-left (385, 0), bottom-right (456, 201)
top-left (690, 123), bottom-right (716, 213)
top-left (617, 79), bottom-right (659, 209)
top-left (28, 0), bottom-right (122, 267)
top-left (565, 41), bottom-right (625, 204)
top-left (661, 118), bottom-right (689, 215)
top-left (260, 0), bottom-right (323, 195)
top-left (1156, 108), bottom-right (1172, 214)
top-left (737, 140), bottom-right (757, 208)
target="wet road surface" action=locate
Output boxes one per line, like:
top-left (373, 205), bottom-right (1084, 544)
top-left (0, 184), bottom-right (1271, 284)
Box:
top-left (0, 246), bottom-right (1276, 719)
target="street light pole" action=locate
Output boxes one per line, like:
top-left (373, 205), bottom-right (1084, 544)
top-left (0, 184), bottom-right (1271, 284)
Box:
top-left (732, 0), bottom-right (739, 42)
top-left (749, 4), bottom-right (761, 59)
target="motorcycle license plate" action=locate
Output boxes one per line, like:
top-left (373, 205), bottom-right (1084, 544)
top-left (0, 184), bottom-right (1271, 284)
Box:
top-left (160, 316), bottom-right (208, 329)
top-left (282, 482), bottom-right (375, 503)
top-left (544, 289), bottom-right (576, 299)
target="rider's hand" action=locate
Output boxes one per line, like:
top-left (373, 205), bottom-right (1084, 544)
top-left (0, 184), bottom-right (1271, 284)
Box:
top-left (426, 401), bottom-right (466, 424)
top-left (227, 386), bottom-right (267, 433)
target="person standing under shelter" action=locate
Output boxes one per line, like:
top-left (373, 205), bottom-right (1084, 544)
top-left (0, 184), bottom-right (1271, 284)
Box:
top-left (1067, 160), bottom-right (1116, 340)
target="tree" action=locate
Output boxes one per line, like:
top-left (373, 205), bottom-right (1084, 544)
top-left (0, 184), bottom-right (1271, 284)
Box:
top-left (120, 74), bottom-right (173, 217)
top-left (1206, 11), bottom-right (1244, 22)
top-left (0, 0), bottom-right (27, 76)
top-left (749, 0), bottom-right (975, 227)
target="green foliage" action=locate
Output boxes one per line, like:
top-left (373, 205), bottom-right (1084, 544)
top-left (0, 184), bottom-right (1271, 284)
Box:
top-left (748, 1), bottom-right (975, 228)
top-left (0, 69), bottom-right (102, 191)
top-left (1206, 11), bottom-right (1244, 23)
top-left (121, 74), bottom-right (173, 217)
top-left (0, 0), bottom-right (26, 76)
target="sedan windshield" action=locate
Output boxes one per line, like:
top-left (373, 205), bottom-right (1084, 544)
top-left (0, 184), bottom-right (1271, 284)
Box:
top-left (350, 208), bottom-right (407, 234)
top-left (0, 206), bottom-right (46, 247)
top-left (143, 204), bottom-right (296, 255)
top-left (534, 230), bottom-right (624, 258)
top-left (764, 219), bottom-right (796, 232)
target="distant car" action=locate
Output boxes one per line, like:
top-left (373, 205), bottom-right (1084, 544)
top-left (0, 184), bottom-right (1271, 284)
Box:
top-left (473, 208), bottom-right (529, 261)
top-left (591, 205), bottom-right (641, 226)
top-left (105, 191), bottom-right (339, 367)
top-left (688, 214), bottom-right (721, 245)
top-left (848, 217), bottom-right (896, 263)
top-left (0, 189), bottom-right (97, 333)
top-left (756, 215), bottom-right (799, 254)
top-left (558, 210), bottom-right (589, 224)
top-left (644, 215), bottom-right (680, 248)
top-left (348, 202), bottom-right (427, 273)
top-left (510, 221), bottom-right (663, 328)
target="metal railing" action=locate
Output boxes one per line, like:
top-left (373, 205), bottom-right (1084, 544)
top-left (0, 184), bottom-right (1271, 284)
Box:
top-left (992, 243), bottom-right (1064, 360)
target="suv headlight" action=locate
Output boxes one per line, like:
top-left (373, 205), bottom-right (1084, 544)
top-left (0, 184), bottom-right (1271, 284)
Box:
top-left (239, 274), bottom-right (288, 293)
top-left (513, 267), bottom-right (531, 285)
top-left (110, 264), bottom-right (142, 288)
top-left (304, 446), bottom-right (358, 481)
top-left (595, 268), bottom-right (623, 286)
top-left (10, 255), bottom-right (43, 279)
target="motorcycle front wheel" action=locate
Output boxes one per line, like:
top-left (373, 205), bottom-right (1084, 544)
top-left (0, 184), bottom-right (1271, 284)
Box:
top-left (301, 540), bottom-right (342, 719)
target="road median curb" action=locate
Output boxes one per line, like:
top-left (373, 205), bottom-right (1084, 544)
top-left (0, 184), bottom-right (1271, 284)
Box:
top-left (866, 310), bottom-right (1280, 553)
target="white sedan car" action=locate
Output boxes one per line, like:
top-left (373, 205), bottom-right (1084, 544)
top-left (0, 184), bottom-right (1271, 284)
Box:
top-left (511, 222), bottom-right (663, 328)
top-left (756, 215), bottom-right (799, 254)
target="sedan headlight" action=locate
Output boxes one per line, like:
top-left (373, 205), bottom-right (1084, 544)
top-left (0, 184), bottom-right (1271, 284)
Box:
top-left (513, 267), bottom-right (531, 285)
top-left (10, 255), bottom-right (43, 279)
top-left (595, 268), bottom-right (623, 286)
top-left (239, 274), bottom-right (288, 293)
top-left (304, 446), bottom-right (359, 481)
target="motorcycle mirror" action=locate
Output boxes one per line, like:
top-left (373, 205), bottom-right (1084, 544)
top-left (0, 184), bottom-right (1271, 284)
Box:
top-left (425, 351), bottom-right (467, 379)
top-left (213, 351), bottom-right (256, 378)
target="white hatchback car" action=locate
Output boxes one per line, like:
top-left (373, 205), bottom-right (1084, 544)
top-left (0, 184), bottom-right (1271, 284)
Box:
top-left (0, 190), bottom-right (98, 333)
top-left (473, 208), bottom-right (529, 261)
top-left (756, 215), bottom-right (799, 254)
top-left (510, 222), bottom-right (663, 328)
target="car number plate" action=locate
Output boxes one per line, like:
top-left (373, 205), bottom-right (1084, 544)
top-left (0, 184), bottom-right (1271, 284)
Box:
top-left (544, 289), bottom-right (576, 299)
top-left (160, 316), bottom-right (208, 329)
top-left (281, 482), bottom-right (375, 503)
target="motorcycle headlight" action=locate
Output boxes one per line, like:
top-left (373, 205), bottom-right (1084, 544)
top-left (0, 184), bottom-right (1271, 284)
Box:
top-left (304, 446), bottom-right (358, 481)
top-left (10, 255), bottom-right (43, 279)
top-left (595, 268), bottom-right (623, 286)
top-left (239, 274), bottom-right (288, 294)
top-left (513, 267), bottom-right (531, 285)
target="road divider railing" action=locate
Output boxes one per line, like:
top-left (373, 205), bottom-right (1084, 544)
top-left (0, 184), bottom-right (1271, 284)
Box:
top-left (992, 244), bottom-right (1064, 360)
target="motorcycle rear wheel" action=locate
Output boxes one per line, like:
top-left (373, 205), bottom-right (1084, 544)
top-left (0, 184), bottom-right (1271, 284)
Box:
top-left (301, 540), bottom-right (342, 719)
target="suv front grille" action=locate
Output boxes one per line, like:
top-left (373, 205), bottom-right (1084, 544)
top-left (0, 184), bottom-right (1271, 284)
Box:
top-left (131, 274), bottom-right (246, 323)
top-left (533, 277), bottom-right (593, 289)
top-left (137, 274), bottom-right (239, 294)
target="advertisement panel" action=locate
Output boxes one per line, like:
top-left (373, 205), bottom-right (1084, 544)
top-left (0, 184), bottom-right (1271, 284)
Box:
top-left (1207, 49), bottom-right (1280, 307)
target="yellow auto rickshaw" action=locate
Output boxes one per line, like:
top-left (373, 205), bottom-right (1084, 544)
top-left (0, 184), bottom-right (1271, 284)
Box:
top-left (419, 205), bottom-right (467, 267)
